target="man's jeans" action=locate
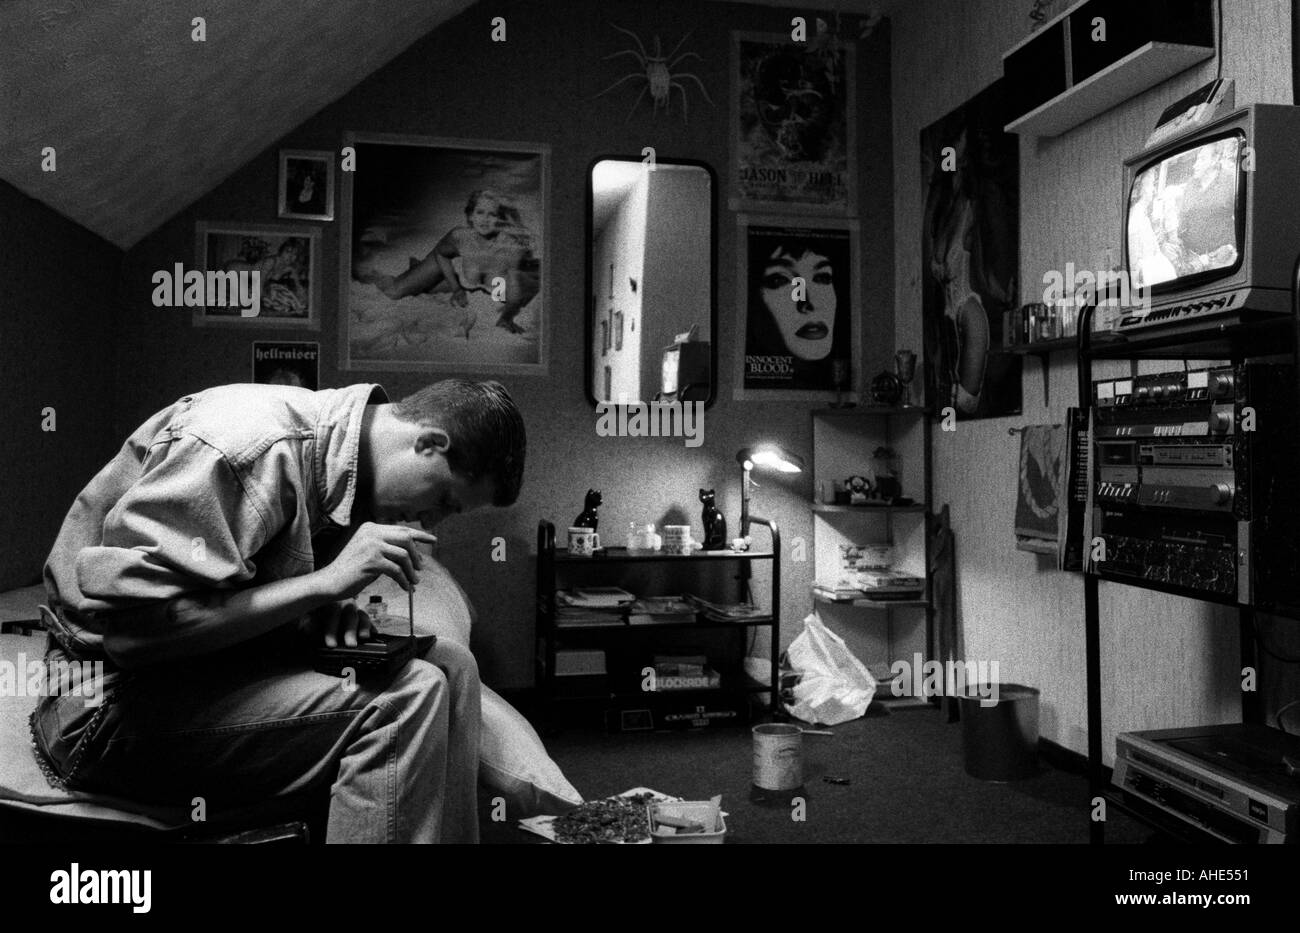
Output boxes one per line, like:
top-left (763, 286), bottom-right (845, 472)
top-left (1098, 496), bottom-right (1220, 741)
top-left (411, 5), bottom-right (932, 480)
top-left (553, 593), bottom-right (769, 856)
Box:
top-left (31, 630), bottom-right (481, 843)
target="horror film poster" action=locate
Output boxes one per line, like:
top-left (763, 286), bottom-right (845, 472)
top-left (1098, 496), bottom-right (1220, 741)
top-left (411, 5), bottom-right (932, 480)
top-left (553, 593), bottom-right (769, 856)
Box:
top-left (252, 342), bottom-right (320, 391)
top-left (920, 79), bottom-right (1021, 420)
top-left (738, 217), bottom-right (858, 400)
top-left (730, 31), bottom-right (856, 214)
top-left (341, 133), bottom-right (549, 374)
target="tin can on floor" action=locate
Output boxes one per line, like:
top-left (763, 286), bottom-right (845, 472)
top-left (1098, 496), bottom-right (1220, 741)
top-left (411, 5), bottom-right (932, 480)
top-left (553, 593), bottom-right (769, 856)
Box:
top-left (751, 723), bottom-right (803, 803)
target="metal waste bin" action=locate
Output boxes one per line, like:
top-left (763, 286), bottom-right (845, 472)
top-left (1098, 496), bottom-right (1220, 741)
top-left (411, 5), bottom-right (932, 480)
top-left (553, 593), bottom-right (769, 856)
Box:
top-left (958, 683), bottom-right (1040, 781)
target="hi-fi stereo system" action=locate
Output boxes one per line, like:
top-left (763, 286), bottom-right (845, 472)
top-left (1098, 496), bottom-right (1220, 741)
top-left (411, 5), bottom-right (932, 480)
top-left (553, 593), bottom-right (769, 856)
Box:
top-left (1088, 363), bottom-right (1299, 611)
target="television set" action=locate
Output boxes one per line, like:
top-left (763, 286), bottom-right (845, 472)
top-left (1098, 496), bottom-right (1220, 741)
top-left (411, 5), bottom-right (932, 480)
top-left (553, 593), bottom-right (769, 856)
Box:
top-left (1116, 104), bottom-right (1300, 336)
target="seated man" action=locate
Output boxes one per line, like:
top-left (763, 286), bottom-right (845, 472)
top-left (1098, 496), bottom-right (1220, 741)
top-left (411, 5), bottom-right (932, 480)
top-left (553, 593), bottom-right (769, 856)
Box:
top-left (31, 378), bottom-right (526, 843)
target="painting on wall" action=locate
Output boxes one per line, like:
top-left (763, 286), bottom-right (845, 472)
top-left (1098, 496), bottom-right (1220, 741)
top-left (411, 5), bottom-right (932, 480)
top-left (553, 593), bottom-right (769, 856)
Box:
top-left (736, 215), bottom-right (859, 400)
top-left (192, 223), bottom-right (320, 328)
top-left (278, 150), bottom-right (335, 222)
top-left (340, 133), bottom-right (549, 373)
top-left (730, 31), bottom-right (856, 214)
top-left (919, 79), bottom-right (1021, 420)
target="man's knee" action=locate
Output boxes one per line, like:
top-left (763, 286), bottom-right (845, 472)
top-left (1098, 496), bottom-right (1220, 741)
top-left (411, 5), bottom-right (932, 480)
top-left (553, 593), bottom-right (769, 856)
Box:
top-left (381, 658), bottom-right (448, 717)
top-left (429, 639), bottom-right (480, 685)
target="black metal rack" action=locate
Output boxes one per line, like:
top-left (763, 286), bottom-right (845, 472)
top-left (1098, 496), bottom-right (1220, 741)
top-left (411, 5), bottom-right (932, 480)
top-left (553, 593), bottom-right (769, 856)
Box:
top-left (1075, 261), bottom-right (1300, 843)
top-left (535, 518), bottom-right (781, 728)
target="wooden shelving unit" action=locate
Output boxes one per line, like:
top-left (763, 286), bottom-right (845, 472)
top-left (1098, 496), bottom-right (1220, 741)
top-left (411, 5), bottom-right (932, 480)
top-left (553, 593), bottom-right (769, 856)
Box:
top-left (809, 407), bottom-right (935, 706)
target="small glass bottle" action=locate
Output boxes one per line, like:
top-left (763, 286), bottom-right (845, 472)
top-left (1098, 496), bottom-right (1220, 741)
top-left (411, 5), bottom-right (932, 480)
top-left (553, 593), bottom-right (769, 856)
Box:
top-left (367, 594), bottom-right (388, 623)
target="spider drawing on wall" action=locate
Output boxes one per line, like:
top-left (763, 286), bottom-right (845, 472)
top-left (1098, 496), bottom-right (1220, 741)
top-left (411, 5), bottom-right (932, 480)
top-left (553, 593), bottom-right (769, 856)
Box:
top-left (591, 23), bottom-right (715, 124)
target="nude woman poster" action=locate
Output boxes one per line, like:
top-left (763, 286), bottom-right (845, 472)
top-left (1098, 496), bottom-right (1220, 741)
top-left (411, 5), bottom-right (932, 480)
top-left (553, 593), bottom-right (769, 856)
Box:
top-left (919, 81), bottom-right (1021, 420)
top-left (340, 133), bottom-right (549, 374)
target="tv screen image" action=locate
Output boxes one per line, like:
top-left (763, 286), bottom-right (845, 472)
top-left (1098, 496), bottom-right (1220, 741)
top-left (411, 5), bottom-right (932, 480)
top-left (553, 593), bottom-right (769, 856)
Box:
top-left (1126, 134), bottom-right (1242, 292)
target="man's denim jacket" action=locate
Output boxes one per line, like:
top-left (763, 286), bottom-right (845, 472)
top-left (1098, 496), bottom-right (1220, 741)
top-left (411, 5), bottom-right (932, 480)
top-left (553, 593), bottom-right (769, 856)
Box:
top-left (42, 382), bottom-right (386, 664)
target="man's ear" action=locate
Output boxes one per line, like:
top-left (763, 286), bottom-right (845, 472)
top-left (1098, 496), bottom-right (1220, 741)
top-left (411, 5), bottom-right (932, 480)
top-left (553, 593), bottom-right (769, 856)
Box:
top-left (415, 427), bottom-right (451, 456)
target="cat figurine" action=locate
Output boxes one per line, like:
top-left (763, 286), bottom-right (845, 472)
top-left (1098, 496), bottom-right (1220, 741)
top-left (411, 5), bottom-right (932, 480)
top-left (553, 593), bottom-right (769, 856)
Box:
top-left (699, 488), bottom-right (727, 550)
top-left (574, 489), bottom-right (601, 531)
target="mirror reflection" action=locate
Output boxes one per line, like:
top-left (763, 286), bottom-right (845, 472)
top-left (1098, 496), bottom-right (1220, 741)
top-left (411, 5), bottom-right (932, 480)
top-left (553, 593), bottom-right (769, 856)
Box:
top-left (589, 158), bottom-right (713, 406)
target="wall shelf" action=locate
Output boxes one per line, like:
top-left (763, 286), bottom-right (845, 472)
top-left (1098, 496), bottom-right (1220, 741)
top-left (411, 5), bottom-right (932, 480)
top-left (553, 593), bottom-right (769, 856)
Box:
top-left (1007, 41), bottom-right (1213, 137)
top-left (1001, 0), bottom-right (1215, 138)
top-left (1007, 333), bottom-right (1125, 405)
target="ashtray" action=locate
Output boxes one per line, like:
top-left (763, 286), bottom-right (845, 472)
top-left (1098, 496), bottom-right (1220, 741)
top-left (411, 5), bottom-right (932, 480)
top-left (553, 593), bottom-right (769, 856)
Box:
top-left (648, 798), bottom-right (726, 844)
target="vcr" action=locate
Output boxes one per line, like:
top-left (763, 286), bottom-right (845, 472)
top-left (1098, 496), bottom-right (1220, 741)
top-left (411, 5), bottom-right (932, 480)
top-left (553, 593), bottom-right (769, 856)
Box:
top-left (1089, 363), bottom-right (1299, 610)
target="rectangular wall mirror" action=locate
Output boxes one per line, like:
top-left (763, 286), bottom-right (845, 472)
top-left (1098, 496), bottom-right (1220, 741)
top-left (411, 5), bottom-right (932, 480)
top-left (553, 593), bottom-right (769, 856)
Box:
top-left (586, 157), bottom-right (716, 407)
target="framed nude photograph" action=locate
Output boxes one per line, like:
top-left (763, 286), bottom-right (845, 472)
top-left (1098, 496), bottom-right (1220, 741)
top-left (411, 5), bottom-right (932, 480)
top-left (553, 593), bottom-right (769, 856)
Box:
top-left (340, 133), bottom-right (549, 373)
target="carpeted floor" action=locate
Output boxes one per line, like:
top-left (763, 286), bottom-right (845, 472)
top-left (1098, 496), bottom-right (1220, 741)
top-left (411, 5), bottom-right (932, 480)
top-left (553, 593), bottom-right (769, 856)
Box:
top-left (483, 706), bottom-right (1154, 844)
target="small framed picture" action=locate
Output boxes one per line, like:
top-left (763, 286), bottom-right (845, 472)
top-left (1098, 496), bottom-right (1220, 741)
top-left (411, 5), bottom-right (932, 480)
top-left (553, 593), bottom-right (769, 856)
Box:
top-left (194, 222), bottom-right (321, 328)
top-left (278, 150), bottom-right (334, 221)
top-left (252, 341), bottom-right (320, 390)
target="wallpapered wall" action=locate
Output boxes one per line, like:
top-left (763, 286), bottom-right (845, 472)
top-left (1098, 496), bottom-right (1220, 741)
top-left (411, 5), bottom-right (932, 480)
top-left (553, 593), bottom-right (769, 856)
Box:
top-left (0, 180), bottom-right (121, 591)
top-left (892, 0), bottom-right (1294, 761)
top-left (115, 0), bottom-right (895, 687)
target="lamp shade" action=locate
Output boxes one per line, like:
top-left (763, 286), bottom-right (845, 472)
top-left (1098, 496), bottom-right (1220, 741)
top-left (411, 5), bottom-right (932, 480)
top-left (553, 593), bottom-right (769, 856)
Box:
top-left (736, 444), bottom-right (804, 473)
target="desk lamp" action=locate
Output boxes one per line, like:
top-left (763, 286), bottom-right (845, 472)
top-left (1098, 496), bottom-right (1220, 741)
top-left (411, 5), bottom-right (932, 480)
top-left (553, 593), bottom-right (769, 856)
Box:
top-left (735, 444), bottom-right (804, 536)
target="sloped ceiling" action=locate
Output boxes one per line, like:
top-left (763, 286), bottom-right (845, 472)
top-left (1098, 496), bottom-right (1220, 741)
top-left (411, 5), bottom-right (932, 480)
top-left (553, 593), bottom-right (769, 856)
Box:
top-left (0, 0), bottom-right (477, 248)
top-left (0, 0), bottom-right (886, 249)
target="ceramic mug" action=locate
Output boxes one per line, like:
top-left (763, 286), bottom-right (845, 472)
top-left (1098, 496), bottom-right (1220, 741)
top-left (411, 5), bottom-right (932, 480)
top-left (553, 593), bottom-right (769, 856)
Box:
top-left (568, 526), bottom-right (600, 556)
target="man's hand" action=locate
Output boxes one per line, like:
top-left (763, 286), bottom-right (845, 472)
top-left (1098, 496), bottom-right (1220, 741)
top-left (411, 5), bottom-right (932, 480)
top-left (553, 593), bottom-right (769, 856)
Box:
top-left (318, 522), bottom-right (436, 600)
top-left (302, 600), bottom-right (375, 648)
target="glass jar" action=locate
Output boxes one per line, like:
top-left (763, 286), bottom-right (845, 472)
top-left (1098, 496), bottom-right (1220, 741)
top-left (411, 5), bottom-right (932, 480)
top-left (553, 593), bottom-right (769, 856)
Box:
top-left (630, 524), bottom-right (661, 550)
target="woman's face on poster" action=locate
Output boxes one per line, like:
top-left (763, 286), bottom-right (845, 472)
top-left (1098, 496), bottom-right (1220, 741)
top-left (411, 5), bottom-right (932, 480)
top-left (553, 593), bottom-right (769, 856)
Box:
top-left (468, 197), bottom-right (500, 236)
top-left (761, 246), bottom-right (837, 361)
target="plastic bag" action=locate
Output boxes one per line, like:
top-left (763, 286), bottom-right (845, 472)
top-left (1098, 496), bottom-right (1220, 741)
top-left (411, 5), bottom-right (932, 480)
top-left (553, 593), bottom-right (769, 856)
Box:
top-left (782, 613), bottom-right (877, 725)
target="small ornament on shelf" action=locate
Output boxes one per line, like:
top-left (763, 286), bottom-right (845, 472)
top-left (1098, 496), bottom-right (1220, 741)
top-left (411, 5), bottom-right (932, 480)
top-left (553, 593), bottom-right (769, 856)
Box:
top-left (574, 489), bottom-right (601, 531)
top-left (844, 475), bottom-right (872, 505)
top-left (870, 371), bottom-right (902, 407)
top-left (699, 488), bottom-right (728, 550)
